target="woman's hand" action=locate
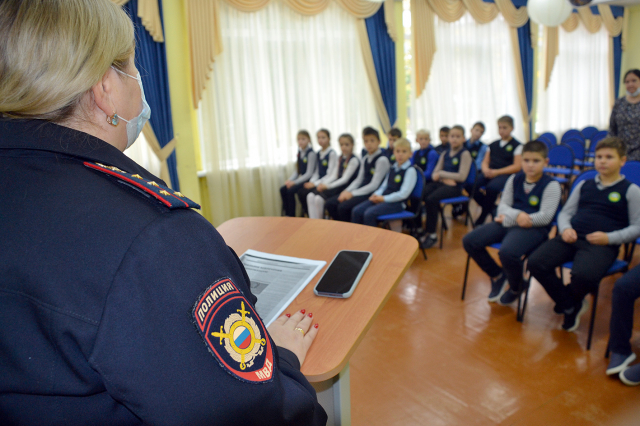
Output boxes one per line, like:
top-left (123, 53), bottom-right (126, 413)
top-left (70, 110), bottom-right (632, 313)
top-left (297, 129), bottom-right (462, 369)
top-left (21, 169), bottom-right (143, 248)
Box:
top-left (267, 310), bottom-right (319, 366)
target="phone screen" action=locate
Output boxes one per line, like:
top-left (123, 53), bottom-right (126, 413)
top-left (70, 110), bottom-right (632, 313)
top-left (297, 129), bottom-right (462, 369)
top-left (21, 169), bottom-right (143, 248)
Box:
top-left (315, 251), bottom-right (371, 295)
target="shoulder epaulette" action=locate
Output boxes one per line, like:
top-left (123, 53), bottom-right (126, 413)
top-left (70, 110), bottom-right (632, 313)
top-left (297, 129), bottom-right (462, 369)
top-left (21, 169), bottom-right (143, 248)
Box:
top-left (84, 162), bottom-right (200, 210)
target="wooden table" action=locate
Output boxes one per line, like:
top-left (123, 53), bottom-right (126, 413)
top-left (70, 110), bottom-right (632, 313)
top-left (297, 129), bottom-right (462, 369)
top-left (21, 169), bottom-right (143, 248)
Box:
top-left (218, 217), bottom-right (418, 425)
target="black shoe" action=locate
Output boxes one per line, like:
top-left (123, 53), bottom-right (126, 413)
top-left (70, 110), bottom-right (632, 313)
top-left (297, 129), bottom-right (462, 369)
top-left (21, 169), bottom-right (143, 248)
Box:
top-left (420, 235), bottom-right (438, 249)
top-left (452, 204), bottom-right (464, 218)
top-left (562, 299), bottom-right (589, 332)
top-left (488, 274), bottom-right (508, 302)
top-left (498, 289), bottom-right (519, 306)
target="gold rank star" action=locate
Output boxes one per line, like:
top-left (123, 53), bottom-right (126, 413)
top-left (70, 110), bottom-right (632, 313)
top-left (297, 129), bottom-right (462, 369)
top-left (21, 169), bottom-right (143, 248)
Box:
top-left (160, 190), bottom-right (171, 196)
top-left (148, 181), bottom-right (160, 187)
top-left (131, 174), bottom-right (143, 179)
top-left (174, 191), bottom-right (185, 198)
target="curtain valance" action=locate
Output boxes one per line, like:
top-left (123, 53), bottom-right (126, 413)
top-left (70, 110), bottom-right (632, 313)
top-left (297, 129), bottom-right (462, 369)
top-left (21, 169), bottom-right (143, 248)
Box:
top-left (112, 0), bottom-right (165, 42)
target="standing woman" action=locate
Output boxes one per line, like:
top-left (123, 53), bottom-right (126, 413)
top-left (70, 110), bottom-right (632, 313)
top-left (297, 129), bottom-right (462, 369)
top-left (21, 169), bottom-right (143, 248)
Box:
top-left (609, 69), bottom-right (640, 161)
top-left (0, 1), bottom-right (326, 425)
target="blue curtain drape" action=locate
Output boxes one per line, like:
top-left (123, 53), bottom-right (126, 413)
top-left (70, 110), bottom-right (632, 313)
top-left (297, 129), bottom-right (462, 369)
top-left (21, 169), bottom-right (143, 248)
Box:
top-left (517, 21), bottom-right (534, 140)
top-left (611, 6), bottom-right (624, 100)
top-left (365, 6), bottom-right (397, 129)
top-left (124, 0), bottom-right (180, 190)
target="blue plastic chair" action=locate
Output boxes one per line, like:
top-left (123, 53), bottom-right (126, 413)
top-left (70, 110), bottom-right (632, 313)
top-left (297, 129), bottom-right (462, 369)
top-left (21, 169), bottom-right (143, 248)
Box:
top-left (565, 139), bottom-right (587, 169)
top-left (377, 165), bottom-right (427, 260)
top-left (539, 132), bottom-right (557, 145)
top-left (439, 162), bottom-right (477, 249)
top-left (581, 126), bottom-right (599, 140)
top-left (537, 136), bottom-right (554, 151)
top-left (586, 130), bottom-right (608, 160)
top-left (561, 129), bottom-right (585, 143)
top-left (545, 144), bottom-right (577, 185)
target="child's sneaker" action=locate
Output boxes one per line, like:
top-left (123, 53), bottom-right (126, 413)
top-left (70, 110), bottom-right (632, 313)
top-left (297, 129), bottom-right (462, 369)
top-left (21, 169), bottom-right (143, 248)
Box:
top-left (420, 235), bottom-right (438, 249)
top-left (620, 364), bottom-right (640, 386)
top-left (562, 298), bottom-right (589, 332)
top-left (498, 289), bottom-right (518, 306)
top-left (488, 274), bottom-right (508, 302)
top-left (606, 352), bottom-right (636, 376)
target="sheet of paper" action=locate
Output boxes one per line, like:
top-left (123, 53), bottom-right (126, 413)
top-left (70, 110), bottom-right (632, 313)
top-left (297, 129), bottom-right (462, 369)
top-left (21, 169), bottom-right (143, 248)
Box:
top-left (239, 249), bottom-right (327, 326)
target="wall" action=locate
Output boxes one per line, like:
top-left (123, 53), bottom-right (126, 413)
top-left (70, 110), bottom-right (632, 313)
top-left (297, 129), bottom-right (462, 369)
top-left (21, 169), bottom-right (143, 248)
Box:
top-left (620, 5), bottom-right (640, 93)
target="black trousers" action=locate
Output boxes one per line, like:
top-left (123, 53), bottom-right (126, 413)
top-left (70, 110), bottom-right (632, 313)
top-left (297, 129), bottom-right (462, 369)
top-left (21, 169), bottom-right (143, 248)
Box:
top-left (473, 173), bottom-right (510, 223)
top-left (325, 194), bottom-right (371, 222)
top-left (528, 236), bottom-right (619, 312)
top-left (609, 265), bottom-right (640, 355)
top-left (423, 182), bottom-right (462, 234)
top-left (462, 222), bottom-right (549, 291)
top-left (280, 183), bottom-right (305, 217)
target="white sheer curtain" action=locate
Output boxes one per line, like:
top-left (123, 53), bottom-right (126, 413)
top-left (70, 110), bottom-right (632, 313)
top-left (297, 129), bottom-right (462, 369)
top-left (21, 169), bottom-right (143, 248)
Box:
top-left (412, 13), bottom-right (525, 144)
top-left (535, 25), bottom-right (610, 136)
top-left (124, 134), bottom-right (162, 177)
top-left (199, 0), bottom-right (379, 226)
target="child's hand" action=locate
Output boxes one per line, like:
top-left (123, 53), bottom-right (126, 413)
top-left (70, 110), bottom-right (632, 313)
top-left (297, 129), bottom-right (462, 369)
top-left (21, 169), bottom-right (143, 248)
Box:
top-left (442, 178), bottom-right (457, 186)
top-left (562, 228), bottom-right (578, 244)
top-left (586, 231), bottom-right (609, 246)
top-left (317, 184), bottom-right (327, 192)
top-left (303, 182), bottom-right (315, 189)
top-left (370, 195), bottom-right (384, 204)
top-left (432, 172), bottom-right (440, 182)
top-left (338, 191), bottom-right (353, 202)
top-left (494, 214), bottom-right (505, 223)
top-left (485, 169), bottom-right (496, 179)
top-left (516, 212), bottom-right (533, 228)
top-left (285, 180), bottom-right (294, 189)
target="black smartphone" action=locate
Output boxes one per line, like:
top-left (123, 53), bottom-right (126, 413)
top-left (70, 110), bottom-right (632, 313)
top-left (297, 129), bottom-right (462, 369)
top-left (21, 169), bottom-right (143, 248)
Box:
top-left (313, 250), bottom-right (372, 298)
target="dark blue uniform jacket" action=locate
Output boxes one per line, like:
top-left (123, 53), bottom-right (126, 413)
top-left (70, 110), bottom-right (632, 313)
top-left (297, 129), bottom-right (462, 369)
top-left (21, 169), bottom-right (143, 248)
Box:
top-left (0, 119), bottom-right (327, 426)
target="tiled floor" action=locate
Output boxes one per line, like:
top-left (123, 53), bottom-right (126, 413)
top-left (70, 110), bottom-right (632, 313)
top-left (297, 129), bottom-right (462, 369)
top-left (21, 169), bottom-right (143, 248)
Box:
top-left (350, 214), bottom-right (640, 425)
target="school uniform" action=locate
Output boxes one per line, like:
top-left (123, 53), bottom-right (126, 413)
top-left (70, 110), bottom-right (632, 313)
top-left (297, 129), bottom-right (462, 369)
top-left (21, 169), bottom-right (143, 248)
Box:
top-left (609, 265), bottom-right (640, 356)
top-left (306, 155), bottom-right (360, 220)
top-left (351, 161), bottom-right (417, 226)
top-left (325, 149), bottom-right (390, 222)
top-left (465, 139), bottom-right (488, 173)
top-left (528, 175), bottom-right (640, 313)
top-left (423, 147), bottom-right (472, 234)
top-left (463, 173), bottom-right (561, 292)
top-left (434, 143), bottom-right (449, 155)
top-left (383, 146), bottom-right (397, 166)
top-left (280, 146), bottom-right (317, 217)
top-left (296, 147), bottom-right (337, 215)
top-left (474, 138), bottom-right (522, 224)
top-left (411, 145), bottom-right (439, 181)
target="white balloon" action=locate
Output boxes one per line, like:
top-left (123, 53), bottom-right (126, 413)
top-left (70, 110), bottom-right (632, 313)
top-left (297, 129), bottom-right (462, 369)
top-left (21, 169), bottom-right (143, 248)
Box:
top-left (527, 0), bottom-right (573, 27)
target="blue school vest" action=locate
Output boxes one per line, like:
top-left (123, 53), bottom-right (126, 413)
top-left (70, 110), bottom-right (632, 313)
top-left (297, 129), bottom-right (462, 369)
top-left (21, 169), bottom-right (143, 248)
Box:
top-left (512, 173), bottom-right (555, 226)
top-left (465, 140), bottom-right (482, 159)
top-left (413, 146), bottom-right (434, 171)
top-left (489, 138), bottom-right (521, 170)
top-left (338, 155), bottom-right (359, 184)
top-left (360, 152), bottom-right (384, 188)
top-left (443, 148), bottom-right (467, 189)
top-left (384, 148), bottom-right (396, 165)
top-left (382, 167), bottom-right (408, 196)
top-left (297, 148), bottom-right (312, 175)
top-left (571, 178), bottom-right (631, 235)
top-left (317, 149), bottom-right (334, 179)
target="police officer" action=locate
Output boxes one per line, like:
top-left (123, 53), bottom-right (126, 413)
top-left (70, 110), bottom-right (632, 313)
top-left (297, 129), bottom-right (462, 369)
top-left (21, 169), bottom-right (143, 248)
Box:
top-left (0, 1), bottom-right (326, 425)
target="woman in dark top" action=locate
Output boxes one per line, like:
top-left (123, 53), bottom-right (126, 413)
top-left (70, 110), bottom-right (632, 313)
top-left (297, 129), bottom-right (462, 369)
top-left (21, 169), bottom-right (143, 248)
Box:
top-left (609, 69), bottom-right (640, 161)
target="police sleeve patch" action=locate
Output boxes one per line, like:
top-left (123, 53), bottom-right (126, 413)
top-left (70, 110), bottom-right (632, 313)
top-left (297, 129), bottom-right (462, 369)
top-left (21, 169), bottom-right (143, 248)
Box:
top-left (192, 277), bottom-right (274, 384)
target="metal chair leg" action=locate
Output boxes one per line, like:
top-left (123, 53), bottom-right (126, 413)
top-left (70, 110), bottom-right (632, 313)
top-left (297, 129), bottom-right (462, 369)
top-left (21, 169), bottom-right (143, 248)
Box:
top-left (605, 337), bottom-right (611, 359)
top-left (587, 286), bottom-right (600, 351)
top-left (517, 276), bottom-right (532, 322)
top-left (462, 254), bottom-right (471, 300)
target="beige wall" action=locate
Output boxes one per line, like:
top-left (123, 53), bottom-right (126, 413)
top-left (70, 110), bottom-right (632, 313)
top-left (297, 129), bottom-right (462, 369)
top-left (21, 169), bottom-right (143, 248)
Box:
top-left (620, 5), bottom-right (640, 94)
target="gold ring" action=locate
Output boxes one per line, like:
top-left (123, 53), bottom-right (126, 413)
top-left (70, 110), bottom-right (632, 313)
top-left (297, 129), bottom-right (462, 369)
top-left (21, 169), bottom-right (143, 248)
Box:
top-left (294, 327), bottom-right (305, 336)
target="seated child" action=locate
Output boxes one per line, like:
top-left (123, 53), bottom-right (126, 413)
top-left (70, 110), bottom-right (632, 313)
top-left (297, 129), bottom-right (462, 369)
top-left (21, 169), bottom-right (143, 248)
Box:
top-left (326, 127), bottom-right (390, 222)
top-left (411, 129), bottom-right (439, 181)
top-left (528, 137), bottom-right (640, 332)
top-left (474, 116), bottom-right (522, 225)
top-left (280, 130), bottom-right (317, 217)
top-left (606, 265), bottom-right (640, 385)
top-left (352, 138), bottom-right (417, 227)
top-left (307, 134), bottom-right (360, 219)
top-left (420, 125), bottom-right (472, 248)
top-left (465, 121), bottom-right (488, 171)
top-left (361, 127), bottom-right (401, 164)
top-left (462, 141), bottom-right (561, 304)
top-left (434, 126), bottom-right (450, 155)
top-left (297, 129), bottom-right (337, 215)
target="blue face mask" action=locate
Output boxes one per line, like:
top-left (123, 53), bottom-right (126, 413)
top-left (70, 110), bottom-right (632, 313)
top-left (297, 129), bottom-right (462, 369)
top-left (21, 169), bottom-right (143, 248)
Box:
top-left (111, 67), bottom-right (152, 149)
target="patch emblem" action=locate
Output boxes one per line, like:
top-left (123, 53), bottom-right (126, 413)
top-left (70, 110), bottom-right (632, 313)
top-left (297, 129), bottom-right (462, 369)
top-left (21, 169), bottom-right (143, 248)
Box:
top-left (390, 155), bottom-right (396, 161)
top-left (370, 167), bottom-right (375, 175)
top-left (452, 157), bottom-right (459, 166)
top-left (609, 192), bottom-right (622, 203)
top-left (529, 195), bottom-right (539, 206)
top-left (506, 145), bottom-right (513, 152)
top-left (394, 174), bottom-right (402, 183)
top-left (472, 151), bottom-right (477, 158)
top-left (322, 159), bottom-right (328, 166)
top-left (420, 157), bottom-right (426, 165)
top-left (193, 278), bottom-right (274, 383)
top-left (303, 157), bottom-right (308, 163)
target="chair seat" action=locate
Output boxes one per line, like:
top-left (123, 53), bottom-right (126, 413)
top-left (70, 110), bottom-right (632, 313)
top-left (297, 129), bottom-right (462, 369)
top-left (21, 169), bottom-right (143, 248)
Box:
top-left (377, 211), bottom-right (415, 221)
top-left (562, 259), bottom-right (629, 275)
top-left (551, 176), bottom-right (569, 184)
top-left (489, 242), bottom-right (501, 250)
top-left (440, 196), bottom-right (469, 205)
top-left (582, 161), bottom-right (594, 168)
top-left (544, 167), bottom-right (575, 175)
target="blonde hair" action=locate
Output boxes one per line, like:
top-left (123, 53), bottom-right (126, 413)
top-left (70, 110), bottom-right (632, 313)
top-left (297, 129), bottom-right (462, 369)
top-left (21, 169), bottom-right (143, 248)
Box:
top-left (416, 129), bottom-right (431, 138)
top-left (0, 0), bottom-right (135, 122)
top-left (393, 138), bottom-right (412, 151)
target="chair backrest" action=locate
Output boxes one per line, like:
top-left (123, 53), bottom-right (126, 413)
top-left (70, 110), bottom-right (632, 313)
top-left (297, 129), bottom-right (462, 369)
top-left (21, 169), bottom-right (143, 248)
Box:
top-left (621, 161), bottom-right (640, 187)
top-left (537, 136), bottom-right (553, 151)
top-left (565, 139), bottom-right (585, 161)
top-left (539, 132), bottom-right (557, 145)
top-left (406, 165), bottom-right (426, 213)
top-left (581, 126), bottom-right (598, 140)
top-left (548, 144), bottom-right (575, 169)
top-left (561, 129), bottom-right (585, 143)
top-left (571, 169), bottom-right (598, 194)
top-left (466, 160), bottom-right (477, 187)
top-left (589, 130), bottom-right (609, 154)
